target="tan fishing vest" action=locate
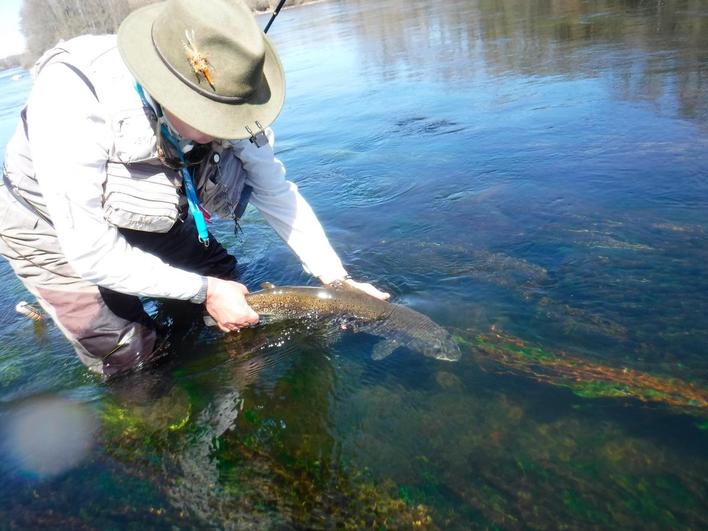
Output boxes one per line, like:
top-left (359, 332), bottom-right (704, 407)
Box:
top-left (3, 35), bottom-right (248, 233)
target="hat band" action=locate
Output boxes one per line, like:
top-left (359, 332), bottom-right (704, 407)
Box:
top-left (151, 23), bottom-right (247, 104)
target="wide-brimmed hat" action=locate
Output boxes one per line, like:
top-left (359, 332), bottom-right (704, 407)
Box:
top-left (118, 0), bottom-right (285, 140)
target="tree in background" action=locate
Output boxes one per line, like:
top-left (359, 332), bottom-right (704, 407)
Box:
top-left (19, 0), bottom-right (142, 68)
top-left (19, 0), bottom-right (305, 68)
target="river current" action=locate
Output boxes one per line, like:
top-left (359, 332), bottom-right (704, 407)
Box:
top-left (0, 0), bottom-right (706, 527)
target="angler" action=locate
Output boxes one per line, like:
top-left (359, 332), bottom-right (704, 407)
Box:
top-left (0, 0), bottom-right (388, 378)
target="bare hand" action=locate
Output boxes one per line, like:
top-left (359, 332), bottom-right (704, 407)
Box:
top-left (337, 278), bottom-right (390, 300)
top-left (205, 277), bottom-right (259, 333)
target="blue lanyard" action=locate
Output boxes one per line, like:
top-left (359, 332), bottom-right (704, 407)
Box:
top-left (134, 83), bottom-right (210, 247)
top-left (158, 123), bottom-right (210, 246)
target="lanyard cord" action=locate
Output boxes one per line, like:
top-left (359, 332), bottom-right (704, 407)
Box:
top-left (159, 124), bottom-right (210, 247)
top-left (134, 83), bottom-right (210, 247)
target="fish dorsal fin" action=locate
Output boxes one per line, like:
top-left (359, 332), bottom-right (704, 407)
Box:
top-left (261, 282), bottom-right (276, 289)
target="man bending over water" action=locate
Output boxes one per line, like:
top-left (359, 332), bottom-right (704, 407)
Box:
top-left (0, 0), bottom-right (388, 378)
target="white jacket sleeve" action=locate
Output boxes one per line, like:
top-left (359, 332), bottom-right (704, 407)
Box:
top-left (26, 63), bottom-right (202, 300)
top-left (230, 130), bottom-right (348, 283)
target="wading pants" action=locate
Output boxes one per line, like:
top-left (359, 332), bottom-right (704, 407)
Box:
top-left (0, 182), bottom-right (235, 378)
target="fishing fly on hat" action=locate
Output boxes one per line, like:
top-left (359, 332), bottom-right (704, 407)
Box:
top-left (118, 0), bottom-right (285, 140)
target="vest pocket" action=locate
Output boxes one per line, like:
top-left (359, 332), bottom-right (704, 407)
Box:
top-left (197, 148), bottom-right (247, 219)
top-left (103, 162), bottom-right (181, 233)
top-left (111, 107), bottom-right (158, 164)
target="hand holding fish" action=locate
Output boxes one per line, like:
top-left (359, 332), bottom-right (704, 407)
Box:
top-left (205, 277), bottom-right (259, 332)
top-left (342, 279), bottom-right (390, 300)
top-left (245, 283), bottom-right (461, 362)
top-left (321, 276), bottom-right (390, 301)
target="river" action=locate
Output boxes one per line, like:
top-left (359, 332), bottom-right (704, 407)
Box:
top-left (0, 0), bottom-right (706, 527)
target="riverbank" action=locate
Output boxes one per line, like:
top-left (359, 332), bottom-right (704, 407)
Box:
top-left (0, 54), bottom-right (22, 71)
top-left (252, 0), bottom-right (327, 15)
top-left (16, 0), bottom-right (330, 69)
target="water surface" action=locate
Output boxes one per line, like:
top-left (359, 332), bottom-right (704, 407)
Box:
top-left (1, 0), bottom-right (707, 527)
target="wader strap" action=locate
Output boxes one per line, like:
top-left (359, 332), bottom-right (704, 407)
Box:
top-left (56, 61), bottom-right (99, 100)
top-left (2, 169), bottom-right (54, 227)
top-left (18, 58), bottom-right (98, 156)
top-left (20, 106), bottom-right (28, 138)
top-left (234, 184), bottom-right (253, 221)
top-left (3, 53), bottom-right (100, 232)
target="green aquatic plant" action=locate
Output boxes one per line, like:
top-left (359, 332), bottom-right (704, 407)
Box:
top-left (465, 327), bottom-right (708, 415)
top-left (99, 385), bottom-right (193, 463)
top-left (96, 336), bottom-right (438, 529)
top-left (215, 436), bottom-right (436, 529)
top-left (91, 321), bottom-right (708, 530)
top-left (337, 362), bottom-right (708, 530)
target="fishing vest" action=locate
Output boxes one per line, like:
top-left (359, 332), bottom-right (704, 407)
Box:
top-left (3, 35), bottom-right (249, 233)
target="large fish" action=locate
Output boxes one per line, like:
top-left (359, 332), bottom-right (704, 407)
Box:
top-left (243, 282), bottom-right (461, 362)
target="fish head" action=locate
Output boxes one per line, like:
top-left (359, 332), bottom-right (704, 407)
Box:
top-left (415, 334), bottom-right (462, 362)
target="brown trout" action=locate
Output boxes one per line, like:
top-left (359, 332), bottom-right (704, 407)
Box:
top-left (244, 283), bottom-right (461, 362)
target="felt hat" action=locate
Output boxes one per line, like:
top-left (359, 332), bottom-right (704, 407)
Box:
top-left (118, 0), bottom-right (285, 140)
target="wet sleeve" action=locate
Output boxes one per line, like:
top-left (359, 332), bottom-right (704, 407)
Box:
top-left (26, 63), bottom-right (203, 300)
top-left (229, 130), bottom-right (348, 283)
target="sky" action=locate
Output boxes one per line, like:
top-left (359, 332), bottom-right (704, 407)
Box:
top-left (0, 0), bottom-right (26, 58)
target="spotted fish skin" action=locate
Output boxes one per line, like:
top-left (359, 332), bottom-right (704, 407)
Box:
top-left (245, 284), bottom-right (461, 362)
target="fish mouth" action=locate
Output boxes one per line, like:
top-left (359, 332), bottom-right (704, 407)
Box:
top-left (437, 347), bottom-right (462, 362)
top-left (424, 340), bottom-right (462, 362)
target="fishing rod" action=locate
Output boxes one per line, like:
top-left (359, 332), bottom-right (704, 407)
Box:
top-left (264, 0), bottom-right (288, 33)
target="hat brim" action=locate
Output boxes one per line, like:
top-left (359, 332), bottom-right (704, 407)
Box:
top-left (118, 2), bottom-right (285, 140)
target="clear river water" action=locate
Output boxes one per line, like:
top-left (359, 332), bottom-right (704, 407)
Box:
top-left (0, 0), bottom-right (706, 528)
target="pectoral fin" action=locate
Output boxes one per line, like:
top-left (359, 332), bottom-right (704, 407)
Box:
top-left (371, 338), bottom-right (400, 360)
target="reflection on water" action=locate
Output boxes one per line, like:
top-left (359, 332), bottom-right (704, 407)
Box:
top-left (1, 0), bottom-right (707, 527)
top-left (344, 0), bottom-right (708, 124)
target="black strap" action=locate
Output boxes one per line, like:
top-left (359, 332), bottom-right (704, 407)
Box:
top-left (56, 61), bottom-right (99, 100)
top-left (20, 106), bottom-right (28, 138)
top-left (233, 184), bottom-right (253, 221)
top-left (10, 57), bottom-right (99, 228)
top-left (21, 58), bottom-right (99, 139)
